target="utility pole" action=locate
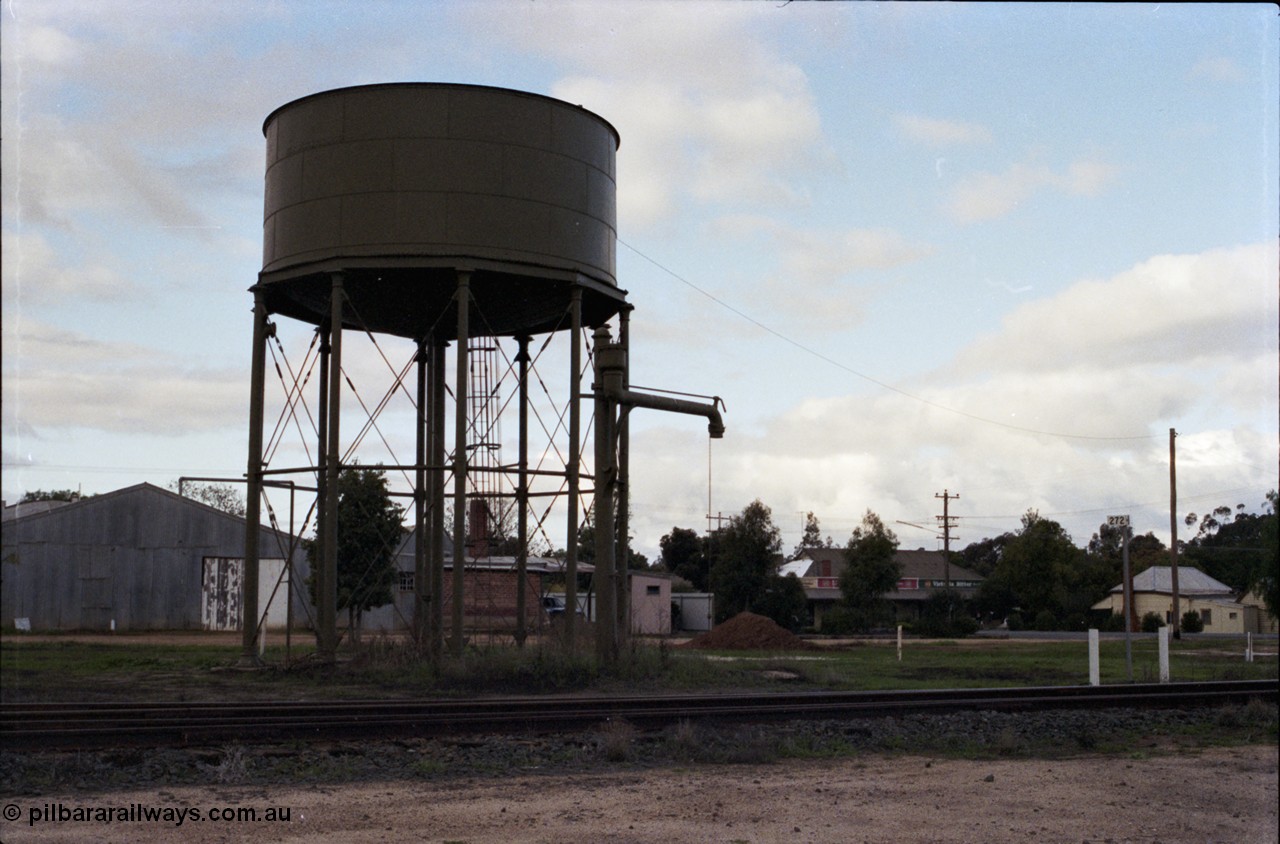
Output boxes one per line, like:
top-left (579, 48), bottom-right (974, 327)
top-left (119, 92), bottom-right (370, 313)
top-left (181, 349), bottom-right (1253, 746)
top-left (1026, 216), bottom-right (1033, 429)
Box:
top-left (1107, 514), bottom-right (1134, 682)
top-left (935, 489), bottom-right (959, 590)
top-left (1169, 427), bottom-right (1181, 638)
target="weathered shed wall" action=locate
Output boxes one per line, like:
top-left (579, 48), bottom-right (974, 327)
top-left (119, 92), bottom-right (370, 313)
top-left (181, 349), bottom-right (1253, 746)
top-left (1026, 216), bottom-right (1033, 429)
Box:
top-left (1, 484), bottom-right (309, 631)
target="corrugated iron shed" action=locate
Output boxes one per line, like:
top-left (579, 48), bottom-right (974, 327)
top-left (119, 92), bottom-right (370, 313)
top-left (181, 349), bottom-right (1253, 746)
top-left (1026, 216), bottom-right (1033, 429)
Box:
top-left (1, 483), bottom-right (309, 632)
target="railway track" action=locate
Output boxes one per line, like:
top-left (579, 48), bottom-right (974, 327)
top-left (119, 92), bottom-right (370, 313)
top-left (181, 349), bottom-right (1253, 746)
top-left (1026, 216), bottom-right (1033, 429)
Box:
top-left (2, 680), bottom-right (1274, 751)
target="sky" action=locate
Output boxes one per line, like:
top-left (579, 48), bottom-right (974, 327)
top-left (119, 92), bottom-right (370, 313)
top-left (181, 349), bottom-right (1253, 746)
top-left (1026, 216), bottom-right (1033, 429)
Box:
top-left (2, 1), bottom-right (1277, 563)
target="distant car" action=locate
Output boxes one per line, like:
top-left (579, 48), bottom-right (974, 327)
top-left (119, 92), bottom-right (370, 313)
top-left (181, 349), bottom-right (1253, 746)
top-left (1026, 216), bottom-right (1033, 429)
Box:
top-left (542, 595), bottom-right (582, 619)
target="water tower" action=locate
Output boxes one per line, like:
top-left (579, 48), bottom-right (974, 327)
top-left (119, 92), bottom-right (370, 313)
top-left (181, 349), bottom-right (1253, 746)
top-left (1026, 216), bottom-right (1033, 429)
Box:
top-left (241, 84), bottom-right (721, 664)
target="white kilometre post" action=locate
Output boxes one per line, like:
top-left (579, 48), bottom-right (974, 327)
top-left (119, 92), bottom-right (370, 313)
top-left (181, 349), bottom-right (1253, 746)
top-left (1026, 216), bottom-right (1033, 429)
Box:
top-left (897, 625), bottom-right (903, 662)
top-left (1088, 628), bottom-right (1100, 686)
top-left (1158, 626), bottom-right (1171, 683)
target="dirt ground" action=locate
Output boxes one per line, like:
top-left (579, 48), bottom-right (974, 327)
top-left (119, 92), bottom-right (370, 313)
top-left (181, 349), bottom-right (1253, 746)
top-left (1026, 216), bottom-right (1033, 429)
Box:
top-left (3, 745), bottom-right (1276, 844)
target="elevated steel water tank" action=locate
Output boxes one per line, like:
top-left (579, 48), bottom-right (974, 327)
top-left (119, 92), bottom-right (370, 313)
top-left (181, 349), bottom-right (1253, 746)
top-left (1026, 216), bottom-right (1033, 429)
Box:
top-left (257, 83), bottom-right (626, 338)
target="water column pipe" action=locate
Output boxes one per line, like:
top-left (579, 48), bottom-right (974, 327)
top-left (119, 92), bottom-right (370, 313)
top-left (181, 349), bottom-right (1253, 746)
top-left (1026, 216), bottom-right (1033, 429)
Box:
top-left (615, 308), bottom-right (631, 642)
top-left (592, 327), bottom-right (724, 662)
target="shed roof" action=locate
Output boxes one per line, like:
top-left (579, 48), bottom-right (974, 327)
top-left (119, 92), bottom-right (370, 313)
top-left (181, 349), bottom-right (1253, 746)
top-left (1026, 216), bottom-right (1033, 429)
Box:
top-left (894, 549), bottom-right (984, 582)
top-left (1110, 566), bottom-right (1233, 596)
top-left (1, 482), bottom-right (296, 540)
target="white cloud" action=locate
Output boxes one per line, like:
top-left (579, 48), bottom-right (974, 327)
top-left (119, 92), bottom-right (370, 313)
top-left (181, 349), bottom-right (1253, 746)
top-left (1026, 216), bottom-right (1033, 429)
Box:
top-left (1189, 56), bottom-right (1246, 83)
top-left (950, 243), bottom-right (1276, 374)
top-left (704, 216), bottom-right (932, 330)
top-left (467, 2), bottom-right (830, 229)
top-left (20, 24), bottom-right (81, 66)
top-left (944, 157), bottom-right (1119, 223)
top-left (2, 320), bottom-right (245, 435)
top-left (623, 243), bottom-right (1277, 557)
top-left (893, 114), bottom-right (993, 146)
top-left (1, 230), bottom-right (142, 305)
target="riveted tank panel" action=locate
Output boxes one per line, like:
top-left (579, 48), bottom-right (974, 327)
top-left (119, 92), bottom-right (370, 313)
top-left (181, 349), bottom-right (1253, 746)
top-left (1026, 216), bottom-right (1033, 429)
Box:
top-left (257, 83), bottom-right (625, 339)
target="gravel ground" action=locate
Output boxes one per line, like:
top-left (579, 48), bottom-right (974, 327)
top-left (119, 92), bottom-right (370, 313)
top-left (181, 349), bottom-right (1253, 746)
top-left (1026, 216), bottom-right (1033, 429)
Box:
top-left (2, 704), bottom-right (1277, 843)
top-left (3, 704), bottom-right (1276, 793)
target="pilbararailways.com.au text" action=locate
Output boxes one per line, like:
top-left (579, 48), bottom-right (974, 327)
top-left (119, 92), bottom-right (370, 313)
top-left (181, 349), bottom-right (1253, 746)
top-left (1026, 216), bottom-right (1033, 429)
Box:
top-left (10, 801), bottom-right (292, 827)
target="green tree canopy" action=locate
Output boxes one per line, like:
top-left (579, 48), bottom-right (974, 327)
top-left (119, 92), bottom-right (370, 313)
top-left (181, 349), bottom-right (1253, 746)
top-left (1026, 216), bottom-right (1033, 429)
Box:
top-left (659, 526), bottom-right (709, 590)
top-left (958, 534), bottom-right (1009, 578)
top-left (19, 489), bottom-right (82, 503)
top-left (307, 467), bottom-right (404, 642)
top-left (564, 515), bottom-right (649, 570)
top-left (1182, 494), bottom-right (1276, 601)
top-left (169, 481), bottom-right (245, 517)
top-left (838, 510), bottom-right (901, 631)
top-left (753, 572), bottom-right (810, 632)
top-left (986, 510), bottom-right (1087, 624)
top-left (1258, 491), bottom-right (1279, 618)
top-left (708, 500), bottom-right (783, 623)
top-left (792, 511), bottom-right (831, 557)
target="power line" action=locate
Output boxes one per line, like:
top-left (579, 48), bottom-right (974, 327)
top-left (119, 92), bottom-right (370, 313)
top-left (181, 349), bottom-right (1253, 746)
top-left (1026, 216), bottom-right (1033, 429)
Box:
top-left (952, 488), bottom-right (1270, 526)
top-left (620, 238), bottom-right (1157, 443)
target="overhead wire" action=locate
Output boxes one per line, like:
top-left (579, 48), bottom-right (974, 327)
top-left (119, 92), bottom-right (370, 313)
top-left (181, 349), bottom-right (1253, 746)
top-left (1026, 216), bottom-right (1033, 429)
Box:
top-left (619, 238), bottom-right (1158, 443)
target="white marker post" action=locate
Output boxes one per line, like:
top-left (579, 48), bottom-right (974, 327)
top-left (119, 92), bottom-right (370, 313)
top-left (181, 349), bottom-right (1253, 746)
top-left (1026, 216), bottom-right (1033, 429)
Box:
top-left (1158, 625), bottom-right (1171, 683)
top-left (1246, 632), bottom-right (1253, 663)
top-left (897, 625), bottom-right (903, 662)
top-left (1088, 628), bottom-right (1100, 686)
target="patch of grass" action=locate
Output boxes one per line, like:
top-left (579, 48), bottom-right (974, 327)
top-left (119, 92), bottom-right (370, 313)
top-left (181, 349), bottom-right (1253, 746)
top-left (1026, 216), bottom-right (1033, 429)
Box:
top-left (3, 631), bottom-right (1275, 703)
top-left (777, 730), bottom-right (858, 760)
top-left (214, 744), bottom-right (248, 785)
top-left (594, 718), bottom-right (639, 762)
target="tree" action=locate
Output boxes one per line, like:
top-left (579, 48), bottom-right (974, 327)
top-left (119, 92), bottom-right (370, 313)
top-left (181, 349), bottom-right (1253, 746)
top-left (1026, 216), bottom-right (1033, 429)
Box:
top-left (169, 481), bottom-right (245, 518)
top-left (306, 467), bottom-right (404, 643)
top-left (793, 511), bottom-right (831, 557)
top-left (959, 534), bottom-right (1009, 578)
top-left (990, 510), bottom-right (1087, 625)
top-left (708, 500), bottom-right (783, 622)
top-left (838, 510), bottom-right (901, 631)
top-left (564, 514), bottom-right (648, 569)
top-left (1258, 491), bottom-right (1279, 618)
top-left (1182, 494), bottom-right (1276, 600)
top-left (480, 499), bottom-right (552, 557)
top-left (659, 526), bottom-right (709, 590)
top-left (917, 589), bottom-right (979, 638)
top-left (753, 572), bottom-right (810, 632)
top-left (20, 489), bottom-right (81, 503)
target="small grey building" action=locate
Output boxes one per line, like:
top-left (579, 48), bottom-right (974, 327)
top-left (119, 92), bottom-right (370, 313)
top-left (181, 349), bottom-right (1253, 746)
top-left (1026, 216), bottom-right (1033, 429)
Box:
top-left (1, 483), bottom-right (310, 632)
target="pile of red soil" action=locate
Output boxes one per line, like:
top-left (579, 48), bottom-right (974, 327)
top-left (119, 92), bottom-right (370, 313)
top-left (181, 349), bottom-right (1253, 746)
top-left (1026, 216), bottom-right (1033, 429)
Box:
top-left (680, 611), bottom-right (818, 651)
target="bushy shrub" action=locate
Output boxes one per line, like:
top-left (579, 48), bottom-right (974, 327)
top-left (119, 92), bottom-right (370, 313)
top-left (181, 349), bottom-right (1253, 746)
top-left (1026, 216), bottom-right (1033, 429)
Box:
top-left (1181, 610), bottom-right (1205, 633)
top-left (1032, 609), bottom-right (1058, 631)
top-left (1005, 612), bottom-right (1024, 631)
top-left (1101, 612), bottom-right (1127, 632)
top-left (1062, 612), bottom-right (1088, 632)
top-left (818, 605), bottom-right (858, 635)
top-left (819, 604), bottom-right (891, 635)
top-left (1141, 611), bottom-right (1164, 633)
top-left (916, 589), bottom-right (979, 638)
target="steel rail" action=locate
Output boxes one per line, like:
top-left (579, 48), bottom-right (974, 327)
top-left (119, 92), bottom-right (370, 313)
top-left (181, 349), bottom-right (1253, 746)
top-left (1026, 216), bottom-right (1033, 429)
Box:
top-left (2, 680), bottom-right (1274, 751)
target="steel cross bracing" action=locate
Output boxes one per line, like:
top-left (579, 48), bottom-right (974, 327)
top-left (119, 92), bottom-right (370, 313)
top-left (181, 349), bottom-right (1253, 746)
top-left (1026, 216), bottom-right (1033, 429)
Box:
top-left (245, 278), bottom-right (611, 661)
